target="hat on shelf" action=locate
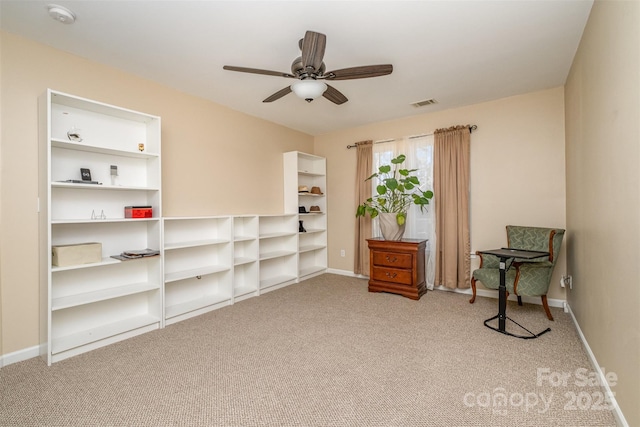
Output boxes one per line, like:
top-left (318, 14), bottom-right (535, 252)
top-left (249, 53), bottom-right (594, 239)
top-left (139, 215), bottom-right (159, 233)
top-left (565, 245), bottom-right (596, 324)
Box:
top-left (310, 186), bottom-right (323, 195)
top-left (309, 206), bottom-right (321, 212)
top-left (298, 185), bottom-right (309, 193)
top-left (299, 206), bottom-right (308, 213)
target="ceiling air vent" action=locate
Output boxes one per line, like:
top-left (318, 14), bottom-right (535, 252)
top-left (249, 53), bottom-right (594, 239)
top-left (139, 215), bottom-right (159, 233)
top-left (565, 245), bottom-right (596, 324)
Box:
top-left (411, 98), bottom-right (438, 108)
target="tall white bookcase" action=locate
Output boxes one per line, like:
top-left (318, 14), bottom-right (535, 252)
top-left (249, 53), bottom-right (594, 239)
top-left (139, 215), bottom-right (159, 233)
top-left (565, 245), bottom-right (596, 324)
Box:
top-left (38, 89), bottom-right (162, 365)
top-left (283, 151), bottom-right (328, 280)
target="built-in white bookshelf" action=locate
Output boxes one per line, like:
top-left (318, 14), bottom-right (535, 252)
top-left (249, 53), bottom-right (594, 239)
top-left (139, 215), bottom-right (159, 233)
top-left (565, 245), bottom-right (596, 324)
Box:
top-left (39, 89), bottom-right (162, 365)
top-left (163, 216), bottom-right (233, 325)
top-left (162, 214), bottom-right (297, 312)
top-left (233, 216), bottom-right (259, 302)
top-left (283, 151), bottom-right (328, 280)
top-left (258, 214), bottom-right (298, 291)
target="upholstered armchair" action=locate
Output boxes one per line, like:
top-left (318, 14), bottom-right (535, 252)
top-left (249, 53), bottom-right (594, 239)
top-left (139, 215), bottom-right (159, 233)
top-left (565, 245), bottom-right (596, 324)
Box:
top-left (469, 225), bottom-right (565, 320)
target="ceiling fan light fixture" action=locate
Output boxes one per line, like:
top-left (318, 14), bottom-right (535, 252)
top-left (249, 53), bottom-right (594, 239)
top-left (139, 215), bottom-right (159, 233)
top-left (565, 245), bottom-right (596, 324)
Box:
top-left (223, 31), bottom-right (392, 105)
top-left (291, 80), bottom-right (327, 102)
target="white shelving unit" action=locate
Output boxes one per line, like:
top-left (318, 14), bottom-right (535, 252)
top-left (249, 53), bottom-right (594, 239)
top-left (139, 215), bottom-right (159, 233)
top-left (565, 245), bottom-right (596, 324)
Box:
top-left (161, 214), bottom-right (295, 320)
top-left (258, 214), bottom-right (298, 292)
top-left (233, 215), bottom-right (259, 302)
top-left (163, 216), bottom-right (233, 325)
top-left (38, 100), bottom-right (327, 362)
top-left (283, 151), bottom-right (328, 280)
top-left (39, 89), bottom-right (162, 364)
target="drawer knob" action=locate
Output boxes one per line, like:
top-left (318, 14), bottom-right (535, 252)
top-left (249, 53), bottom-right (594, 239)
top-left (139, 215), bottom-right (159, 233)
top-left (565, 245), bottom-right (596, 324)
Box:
top-left (385, 255), bottom-right (398, 263)
top-left (385, 272), bottom-right (397, 279)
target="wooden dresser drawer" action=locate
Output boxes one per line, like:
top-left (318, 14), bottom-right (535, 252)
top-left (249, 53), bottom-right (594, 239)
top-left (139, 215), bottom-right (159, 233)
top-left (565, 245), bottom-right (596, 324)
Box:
top-left (372, 251), bottom-right (412, 269)
top-left (367, 238), bottom-right (427, 300)
top-left (371, 266), bottom-right (413, 285)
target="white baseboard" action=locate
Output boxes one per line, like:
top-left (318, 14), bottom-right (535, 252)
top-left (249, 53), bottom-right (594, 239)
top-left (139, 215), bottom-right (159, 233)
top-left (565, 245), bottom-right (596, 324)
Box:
top-left (325, 269), bottom-right (565, 308)
top-left (326, 268), bottom-right (368, 279)
top-left (459, 286), bottom-right (565, 308)
top-left (566, 303), bottom-right (628, 427)
top-left (0, 345), bottom-right (40, 368)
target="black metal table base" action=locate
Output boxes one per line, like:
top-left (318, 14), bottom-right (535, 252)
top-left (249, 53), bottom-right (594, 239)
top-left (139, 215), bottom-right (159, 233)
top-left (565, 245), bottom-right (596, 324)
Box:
top-left (478, 248), bottom-right (552, 340)
top-left (483, 313), bottom-right (551, 339)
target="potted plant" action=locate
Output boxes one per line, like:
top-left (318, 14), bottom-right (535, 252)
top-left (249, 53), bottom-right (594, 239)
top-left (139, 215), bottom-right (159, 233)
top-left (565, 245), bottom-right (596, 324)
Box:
top-left (356, 154), bottom-right (433, 240)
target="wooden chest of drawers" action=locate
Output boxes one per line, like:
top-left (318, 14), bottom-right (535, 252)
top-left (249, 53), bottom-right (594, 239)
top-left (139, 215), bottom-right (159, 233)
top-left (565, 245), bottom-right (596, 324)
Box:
top-left (367, 238), bottom-right (427, 300)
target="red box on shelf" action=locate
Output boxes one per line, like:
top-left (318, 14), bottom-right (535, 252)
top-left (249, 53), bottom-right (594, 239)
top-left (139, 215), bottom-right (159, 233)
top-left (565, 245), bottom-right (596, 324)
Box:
top-left (125, 206), bottom-right (152, 218)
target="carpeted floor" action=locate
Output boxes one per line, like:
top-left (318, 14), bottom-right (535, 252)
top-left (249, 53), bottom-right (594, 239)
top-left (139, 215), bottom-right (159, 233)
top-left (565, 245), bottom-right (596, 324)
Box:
top-left (0, 274), bottom-right (618, 426)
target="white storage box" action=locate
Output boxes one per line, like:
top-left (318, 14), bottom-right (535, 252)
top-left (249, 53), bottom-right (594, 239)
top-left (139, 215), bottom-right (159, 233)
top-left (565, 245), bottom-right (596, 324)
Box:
top-left (52, 242), bottom-right (102, 267)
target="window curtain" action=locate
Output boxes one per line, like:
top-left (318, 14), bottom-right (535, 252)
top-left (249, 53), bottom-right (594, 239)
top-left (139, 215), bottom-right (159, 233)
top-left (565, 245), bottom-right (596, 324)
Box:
top-left (433, 125), bottom-right (471, 289)
top-left (372, 136), bottom-right (437, 289)
top-left (353, 141), bottom-right (373, 275)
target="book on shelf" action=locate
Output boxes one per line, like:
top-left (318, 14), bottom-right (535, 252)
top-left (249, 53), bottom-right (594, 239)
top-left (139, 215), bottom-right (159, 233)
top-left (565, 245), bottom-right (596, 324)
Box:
top-left (59, 180), bottom-right (102, 185)
top-left (111, 248), bottom-right (160, 261)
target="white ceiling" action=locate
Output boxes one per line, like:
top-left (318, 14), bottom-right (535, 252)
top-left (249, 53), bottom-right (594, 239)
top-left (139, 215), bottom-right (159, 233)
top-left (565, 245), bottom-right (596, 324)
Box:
top-left (0, 0), bottom-right (593, 136)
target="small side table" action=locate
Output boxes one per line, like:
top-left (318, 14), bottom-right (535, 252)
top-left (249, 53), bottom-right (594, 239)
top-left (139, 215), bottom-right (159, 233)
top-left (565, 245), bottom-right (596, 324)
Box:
top-left (478, 247), bottom-right (550, 339)
top-left (367, 238), bottom-right (427, 300)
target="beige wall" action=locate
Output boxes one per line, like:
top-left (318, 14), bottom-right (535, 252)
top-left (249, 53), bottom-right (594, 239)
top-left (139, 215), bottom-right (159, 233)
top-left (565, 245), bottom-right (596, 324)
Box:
top-left (565, 0), bottom-right (640, 424)
top-left (0, 32), bottom-right (313, 355)
top-left (315, 87), bottom-right (567, 298)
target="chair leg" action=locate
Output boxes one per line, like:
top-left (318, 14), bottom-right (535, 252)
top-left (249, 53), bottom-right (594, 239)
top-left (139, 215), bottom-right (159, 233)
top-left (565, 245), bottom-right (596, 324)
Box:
top-left (541, 295), bottom-right (554, 321)
top-left (517, 296), bottom-right (523, 306)
top-left (469, 277), bottom-right (477, 304)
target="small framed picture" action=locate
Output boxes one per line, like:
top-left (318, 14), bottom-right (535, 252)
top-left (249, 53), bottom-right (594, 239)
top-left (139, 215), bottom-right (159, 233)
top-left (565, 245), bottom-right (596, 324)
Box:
top-left (80, 168), bottom-right (92, 181)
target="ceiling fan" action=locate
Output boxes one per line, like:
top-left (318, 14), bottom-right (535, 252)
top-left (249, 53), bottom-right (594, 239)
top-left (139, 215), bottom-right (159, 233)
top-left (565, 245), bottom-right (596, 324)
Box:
top-left (223, 31), bottom-right (393, 105)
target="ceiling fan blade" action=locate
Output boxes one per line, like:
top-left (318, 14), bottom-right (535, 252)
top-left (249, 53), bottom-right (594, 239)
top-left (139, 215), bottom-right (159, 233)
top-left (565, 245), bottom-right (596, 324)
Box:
top-left (301, 31), bottom-right (326, 73)
top-left (223, 65), bottom-right (295, 78)
top-left (263, 86), bottom-right (292, 103)
top-left (325, 64), bottom-right (393, 80)
top-left (322, 84), bottom-right (348, 105)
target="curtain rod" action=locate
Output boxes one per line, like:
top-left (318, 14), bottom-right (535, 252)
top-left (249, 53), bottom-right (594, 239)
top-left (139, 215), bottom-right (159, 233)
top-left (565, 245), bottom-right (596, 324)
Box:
top-left (346, 125), bottom-right (477, 149)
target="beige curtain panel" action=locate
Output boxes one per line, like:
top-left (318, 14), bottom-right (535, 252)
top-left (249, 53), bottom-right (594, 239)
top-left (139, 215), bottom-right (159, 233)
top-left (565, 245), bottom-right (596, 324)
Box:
top-left (434, 126), bottom-right (471, 289)
top-left (354, 140), bottom-right (373, 275)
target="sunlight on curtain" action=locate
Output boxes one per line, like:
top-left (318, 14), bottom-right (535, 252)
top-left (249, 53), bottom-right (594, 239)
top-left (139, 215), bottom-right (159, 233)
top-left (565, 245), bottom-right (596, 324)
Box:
top-left (372, 135), bottom-right (436, 289)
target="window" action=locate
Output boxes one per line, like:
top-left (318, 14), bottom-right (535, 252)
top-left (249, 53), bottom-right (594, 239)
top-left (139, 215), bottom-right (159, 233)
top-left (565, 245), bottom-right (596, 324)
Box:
top-left (372, 135), bottom-right (436, 288)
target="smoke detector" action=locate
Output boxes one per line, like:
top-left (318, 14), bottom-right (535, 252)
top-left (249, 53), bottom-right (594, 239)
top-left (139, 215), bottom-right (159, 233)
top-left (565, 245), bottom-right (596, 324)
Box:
top-left (48, 4), bottom-right (76, 24)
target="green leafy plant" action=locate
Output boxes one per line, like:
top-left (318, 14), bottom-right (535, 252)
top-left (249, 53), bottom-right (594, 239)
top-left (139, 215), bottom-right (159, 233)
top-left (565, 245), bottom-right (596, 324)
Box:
top-left (356, 154), bottom-right (434, 225)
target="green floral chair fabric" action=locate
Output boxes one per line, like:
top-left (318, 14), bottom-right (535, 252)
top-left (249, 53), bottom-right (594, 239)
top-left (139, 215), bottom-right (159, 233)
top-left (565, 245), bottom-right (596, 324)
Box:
top-left (469, 225), bottom-right (565, 320)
